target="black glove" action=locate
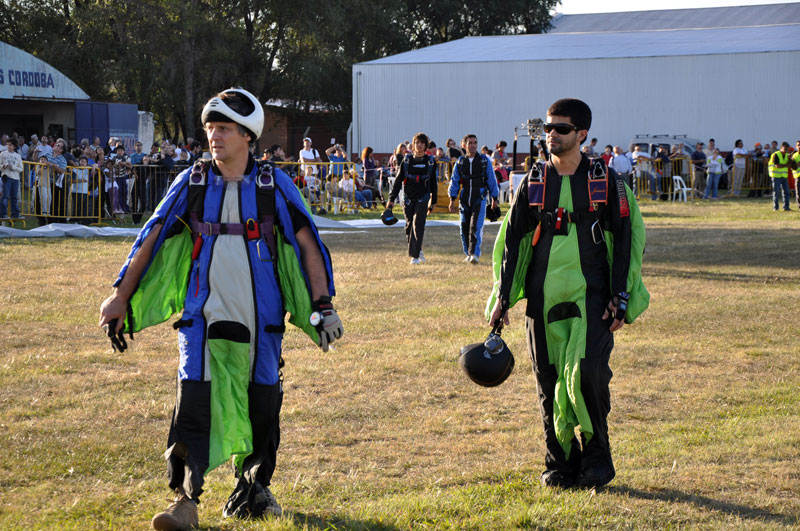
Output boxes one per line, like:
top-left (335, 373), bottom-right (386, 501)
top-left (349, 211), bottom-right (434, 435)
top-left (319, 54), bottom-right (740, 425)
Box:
top-left (312, 296), bottom-right (343, 352)
top-left (607, 292), bottom-right (630, 322)
top-left (105, 318), bottom-right (132, 353)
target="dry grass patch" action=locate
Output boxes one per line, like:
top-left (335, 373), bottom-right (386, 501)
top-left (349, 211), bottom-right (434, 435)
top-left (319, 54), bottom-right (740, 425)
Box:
top-left (0, 197), bottom-right (798, 529)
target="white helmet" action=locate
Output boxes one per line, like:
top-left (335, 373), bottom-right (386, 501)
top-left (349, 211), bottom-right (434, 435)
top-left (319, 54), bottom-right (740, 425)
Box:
top-left (201, 87), bottom-right (264, 140)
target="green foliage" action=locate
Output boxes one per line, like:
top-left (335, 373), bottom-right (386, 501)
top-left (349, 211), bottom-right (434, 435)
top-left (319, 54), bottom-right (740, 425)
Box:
top-left (4, 0), bottom-right (557, 139)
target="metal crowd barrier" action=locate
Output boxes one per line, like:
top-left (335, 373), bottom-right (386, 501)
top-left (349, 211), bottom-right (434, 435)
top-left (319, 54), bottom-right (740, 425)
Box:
top-left (15, 153), bottom-right (775, 226)
top-left (274, 160), bottom-right (410, 214)
top-left (632, 157), bottom-right (688, 200)
top-left (13, 161), bottom-right (185, 225)
top-left (18, 161), bottom-right (103, 225)
top-left (630, 154), bottom-right (773, 201)
top-left (729, 156), bottom-right (771, 197)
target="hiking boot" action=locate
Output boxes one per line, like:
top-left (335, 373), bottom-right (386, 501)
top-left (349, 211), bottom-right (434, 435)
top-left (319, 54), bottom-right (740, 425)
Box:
top-left (151, 489), bottom-right (198, 530)
top-left (470, 256), bottom-right (480, 264)
top-left (259, 486), bottom-right (282, 517)
top-left (463, 255), bottom-right (472, 262)
top-left (418, 250), bottom-right (426, 263)
top-left (223, 482), bottom-right (282, 519)
top-left (540, 469), bottom-right (576, 489)
top-left (410, 258), bottom-right (420, 265)
top-left (576, 463), bottom-right (615, 489)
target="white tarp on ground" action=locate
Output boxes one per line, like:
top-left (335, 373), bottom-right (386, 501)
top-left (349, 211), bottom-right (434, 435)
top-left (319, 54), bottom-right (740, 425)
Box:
top-left (336, 218), bottom-right (501, 228)
top-left (0, 223), bottom-right (142, 238)
top-left (0, 217), bottom-right (499, 238)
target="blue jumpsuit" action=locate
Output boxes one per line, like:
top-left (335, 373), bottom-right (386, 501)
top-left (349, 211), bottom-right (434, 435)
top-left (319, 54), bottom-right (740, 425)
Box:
top-left (114, 158), bottom-right (334, 510)
top-left (448, 154), bottom-right (499, 258)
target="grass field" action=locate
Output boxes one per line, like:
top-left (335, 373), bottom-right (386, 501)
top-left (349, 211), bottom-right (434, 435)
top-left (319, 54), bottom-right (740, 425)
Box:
top-left (0, 198), bottom-right (799, 530)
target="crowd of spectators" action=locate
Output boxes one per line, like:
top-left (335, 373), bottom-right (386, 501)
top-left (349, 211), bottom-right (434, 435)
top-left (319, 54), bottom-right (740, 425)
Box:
top-left (0, 131), bottom-right (203, 224)
top-left (2, 129), bottom-right (797, 223)
top-left (256, 135), bottom-right (518, 214)
top-left (587, 137), bottom-right (797, 204)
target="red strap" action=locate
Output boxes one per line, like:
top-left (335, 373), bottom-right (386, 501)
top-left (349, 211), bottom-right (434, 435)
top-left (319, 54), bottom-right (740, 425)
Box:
top-left (191, 234), bottom-right (203, 261)
top-left (245, 218), bottom-right (259, 240)
top-left (555, 207), bottom-right (564, 231)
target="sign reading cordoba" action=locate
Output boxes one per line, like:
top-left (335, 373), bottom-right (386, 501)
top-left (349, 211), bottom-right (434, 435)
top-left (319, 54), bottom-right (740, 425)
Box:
top-left (0, 41), bottom-right (89, 101)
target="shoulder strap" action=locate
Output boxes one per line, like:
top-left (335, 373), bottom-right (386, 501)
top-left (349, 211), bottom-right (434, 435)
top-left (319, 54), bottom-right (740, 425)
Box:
top-left (527, 162), bottom-right (546, 208)
top-left (458, 156), bottom-right (468, 177)
top-left (613, 171), bottom-right (630, 218)
top-left (255, 160), bottom-right (277, 259)
top-left (587, 157), bottom-right (608, 210)
top-left (188, 159), bottom-right (210, 226)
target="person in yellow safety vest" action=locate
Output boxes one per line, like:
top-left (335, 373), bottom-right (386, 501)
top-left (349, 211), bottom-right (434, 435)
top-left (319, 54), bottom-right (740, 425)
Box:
top-left (768, 142), bottom-right (791, 211)
top-left (793, 141), bottom-right (800, 209)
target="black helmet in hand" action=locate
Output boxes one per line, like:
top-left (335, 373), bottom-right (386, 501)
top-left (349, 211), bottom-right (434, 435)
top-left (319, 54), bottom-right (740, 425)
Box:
top-left (459, 329), bottom-right (514, 387)
top-left (381, 208), bottom-right (399, 226)
top-left (486, 204), bottom-right (502, 222)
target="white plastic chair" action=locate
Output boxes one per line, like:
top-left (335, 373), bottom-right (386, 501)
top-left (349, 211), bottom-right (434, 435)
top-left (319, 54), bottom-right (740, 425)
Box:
top-left (498, 180), bottom-right (511, 203)
top-left (508, 171), bottom-right (527, 202)
top-left (672, 175), bottom-right (691, 202)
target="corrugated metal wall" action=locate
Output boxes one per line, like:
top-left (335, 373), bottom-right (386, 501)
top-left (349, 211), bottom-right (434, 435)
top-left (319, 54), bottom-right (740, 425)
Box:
top-left (352, 51), bottom-right (800, 155)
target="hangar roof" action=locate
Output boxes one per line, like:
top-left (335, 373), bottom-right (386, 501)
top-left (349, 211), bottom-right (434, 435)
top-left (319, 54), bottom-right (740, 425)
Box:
top-left (549, 2), bottom-right (800, 33)
top-left (359, 23), bottom-right (800, 65)
top-left (0, 41), bottom-right (89, 100)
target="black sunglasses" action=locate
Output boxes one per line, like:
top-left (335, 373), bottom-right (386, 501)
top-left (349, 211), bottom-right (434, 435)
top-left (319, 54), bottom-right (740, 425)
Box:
top-left (544, 122), bottom-right (579, 135)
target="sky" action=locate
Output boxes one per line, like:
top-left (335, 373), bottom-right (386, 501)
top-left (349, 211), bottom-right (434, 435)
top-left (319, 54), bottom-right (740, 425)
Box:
top-left (556, 0), bottom-right (797, 14)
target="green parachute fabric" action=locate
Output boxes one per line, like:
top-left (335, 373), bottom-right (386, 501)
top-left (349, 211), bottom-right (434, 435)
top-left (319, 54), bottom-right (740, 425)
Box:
top-left (207, 335), bottom-right (253, 475)
top-left (124, 197), bottom-right (319, 344)
top-left (275, 191), bottom-right (320, 345)
top-left (125, 224), bottom-right (193, 333)
top-left (604, 183), bottom-right (650, 323)
top-left (543, 177), bottom-right (593, 457)
top-left (276, 230), bottom-right (319, 345)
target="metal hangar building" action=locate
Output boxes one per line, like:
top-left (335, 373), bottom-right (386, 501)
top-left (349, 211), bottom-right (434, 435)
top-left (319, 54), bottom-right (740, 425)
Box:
top-left (351, 3), bottom-right (800, 156)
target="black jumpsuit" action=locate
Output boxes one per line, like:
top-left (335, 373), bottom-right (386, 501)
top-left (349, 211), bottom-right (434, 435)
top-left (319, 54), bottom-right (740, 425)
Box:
top-left (390, 154), bottom-right (438, 259)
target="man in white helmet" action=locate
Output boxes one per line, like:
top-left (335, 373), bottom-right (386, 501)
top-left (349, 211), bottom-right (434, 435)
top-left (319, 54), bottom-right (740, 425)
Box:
top-left (99, 88), bottom-right (342, 530)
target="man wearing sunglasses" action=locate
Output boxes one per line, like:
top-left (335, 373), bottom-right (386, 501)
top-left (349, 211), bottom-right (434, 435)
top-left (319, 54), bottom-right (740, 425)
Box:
top-left (487, 98), bottom-right (647, 489)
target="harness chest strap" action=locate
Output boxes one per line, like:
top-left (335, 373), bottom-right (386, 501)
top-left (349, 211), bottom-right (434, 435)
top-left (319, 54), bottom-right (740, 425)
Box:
top-left (403, 154), bottom-right (435, 183)
top-left (459, 155), bottom-right (489, 183)
top-left (527, 158), bottom-right (613, 244)
top-left (191, 218), bottom-right (273, 239)
top-left (187, 159), bottom-right (278, 259)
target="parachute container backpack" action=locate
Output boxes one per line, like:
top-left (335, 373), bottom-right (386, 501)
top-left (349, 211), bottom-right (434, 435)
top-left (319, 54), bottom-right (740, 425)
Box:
top-left (459, 325), bottom-right (515, 387)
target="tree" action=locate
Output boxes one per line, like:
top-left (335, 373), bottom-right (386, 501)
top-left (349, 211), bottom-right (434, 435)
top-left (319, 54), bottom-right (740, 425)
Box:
top-left (5, 0), bottom-right (558, 140)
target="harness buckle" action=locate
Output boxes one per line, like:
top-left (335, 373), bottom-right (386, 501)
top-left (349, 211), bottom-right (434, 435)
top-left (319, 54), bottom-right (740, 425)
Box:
top-left (591, 219), bottom-right (605, 245)
top-left (204, 221), bottom-right (212, 236)
top-left (245, 218), bottom-right (259, 240)
top-left (256, 238), bottom-right (273, 262)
